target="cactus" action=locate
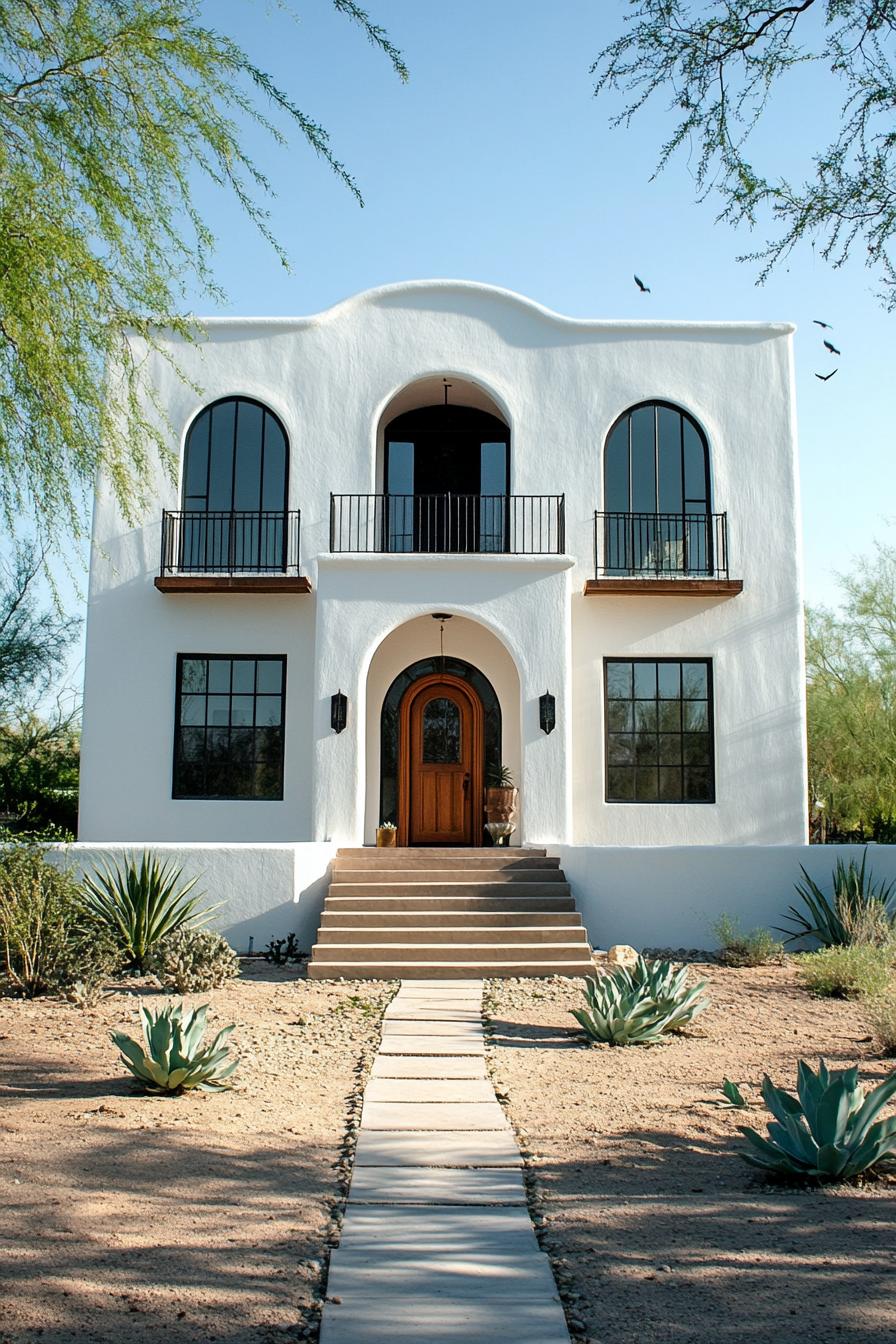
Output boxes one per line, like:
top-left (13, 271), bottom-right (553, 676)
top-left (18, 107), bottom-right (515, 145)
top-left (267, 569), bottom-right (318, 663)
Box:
top-left (146, 927), bottom-right (239, 992)
top-left (111, 1000), bottom-right (238, 1094)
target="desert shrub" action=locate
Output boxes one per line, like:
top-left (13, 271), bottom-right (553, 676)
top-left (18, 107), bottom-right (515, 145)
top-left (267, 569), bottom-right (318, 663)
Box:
top-left (868, 993), bottom-right (896, 1056)
top-left (780, 851), bottom-right (896, 948)
top-left (712, 914), bottom-right (783, 967)
top-left (572, 955), bottom-right (709, 1046)
top-left (0, 844), bottom-right (117, 997)
top-left (111, 1000), bottom-right (238, 1094)
top-left (80, 852), bottom-right (217, 969)
top-left (147, 927), bottom-right (239, 993)
top-left (739, 1059), bottom-right (896, 1182)
top-left (797, 944), bottom-right (892, 999)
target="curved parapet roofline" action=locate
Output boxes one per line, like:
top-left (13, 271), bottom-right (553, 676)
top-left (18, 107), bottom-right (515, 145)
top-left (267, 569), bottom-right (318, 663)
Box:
top-left (133, 278), bottom-right (796, 338)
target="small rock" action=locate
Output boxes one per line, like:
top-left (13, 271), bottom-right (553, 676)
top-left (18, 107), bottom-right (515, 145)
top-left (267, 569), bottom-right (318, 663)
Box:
top-left (607, 945), bottom-right (639, 969)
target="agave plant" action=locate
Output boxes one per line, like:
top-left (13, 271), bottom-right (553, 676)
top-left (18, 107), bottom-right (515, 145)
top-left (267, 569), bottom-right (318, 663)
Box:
top-left (81, 852), bottom-right (218, 968)
top-left (779, 850), bottom-right (896, 947)
top-left (572, 956), bottom-right (708, 1045)
top-left (111, 1000), bottom-right (238, 1094)
top-left (739, 1059), bottom-right (896, 1182)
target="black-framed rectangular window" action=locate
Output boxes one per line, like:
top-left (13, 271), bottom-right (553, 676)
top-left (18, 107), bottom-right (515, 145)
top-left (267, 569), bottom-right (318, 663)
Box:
top-left (604, 658), bottom-right (715, 803)
top-left (173, 655), bottom-right (286, 800)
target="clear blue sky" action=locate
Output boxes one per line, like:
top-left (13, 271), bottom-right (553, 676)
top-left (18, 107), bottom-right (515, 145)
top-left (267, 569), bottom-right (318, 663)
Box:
top-left (47, 0), bottom-right (896, 696)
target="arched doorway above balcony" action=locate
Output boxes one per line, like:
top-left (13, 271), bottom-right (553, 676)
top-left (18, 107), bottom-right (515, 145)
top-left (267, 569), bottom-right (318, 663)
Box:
top-left (329, 375), bottom-right (564, 556)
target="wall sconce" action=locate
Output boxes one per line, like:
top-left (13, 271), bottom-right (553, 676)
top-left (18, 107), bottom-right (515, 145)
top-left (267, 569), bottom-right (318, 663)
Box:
top-left (539, 691), bottom-right (556, 735)
top-left (330, 691), bottom-right (348, 734)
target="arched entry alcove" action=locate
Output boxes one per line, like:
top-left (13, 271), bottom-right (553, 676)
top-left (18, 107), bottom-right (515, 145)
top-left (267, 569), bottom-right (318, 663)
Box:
top-left (364, 614), bottom-right (521, 847)
top-left (376, 376), bottom-right (511, 554)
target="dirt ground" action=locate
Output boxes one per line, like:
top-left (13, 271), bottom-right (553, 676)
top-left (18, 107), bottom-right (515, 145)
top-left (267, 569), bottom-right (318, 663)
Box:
top-left (0, 964), bottom-right (395, 1344)
top-left (485, 961), bottom-right (896, 1344)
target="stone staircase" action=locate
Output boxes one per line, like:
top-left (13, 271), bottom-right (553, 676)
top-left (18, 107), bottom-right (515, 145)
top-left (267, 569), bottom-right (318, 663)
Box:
top-left (307, 847), bottom-right (594, 979)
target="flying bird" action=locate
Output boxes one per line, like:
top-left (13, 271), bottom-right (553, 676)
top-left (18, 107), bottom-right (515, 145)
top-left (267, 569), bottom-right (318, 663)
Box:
top-left (823, 340), bottom-right (841, 355)
top-left (813, 319), bottom-right (833, 329)
top-left (634, 275), bottom-right (650, 293)
top-left (815, 370), bottom-right (837, 381)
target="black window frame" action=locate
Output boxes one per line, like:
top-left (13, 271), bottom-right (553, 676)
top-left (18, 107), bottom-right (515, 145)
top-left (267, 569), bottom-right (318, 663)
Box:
top-left (603, 399), bottom-right (711, 516)
top-left (182, 395), bottom-right (290, 516)
top-left (172, 653), bottom-right (287, 801)
top-left (603, 656), bottom-right (716, 805)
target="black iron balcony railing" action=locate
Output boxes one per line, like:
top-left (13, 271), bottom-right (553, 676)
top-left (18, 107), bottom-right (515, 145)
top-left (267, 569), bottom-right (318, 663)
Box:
top-left (594, 511), bottom-right (730, 580)
top-left (330, 493), bottom-right (565, 556)
top-left (160, 510), bottom-right (301, 576)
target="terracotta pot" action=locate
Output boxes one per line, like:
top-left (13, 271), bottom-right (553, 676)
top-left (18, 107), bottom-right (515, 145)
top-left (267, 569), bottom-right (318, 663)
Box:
top-left (484, 786), bottom-right (518, 822)
top-left (376, 826), bottom-right (397, 848)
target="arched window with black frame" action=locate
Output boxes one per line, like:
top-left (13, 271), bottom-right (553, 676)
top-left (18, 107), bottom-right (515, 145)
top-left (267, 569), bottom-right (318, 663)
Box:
top-left (603, 402), bottom-right (712, 576)
top-left (180, 397), bottom-right (289, 572)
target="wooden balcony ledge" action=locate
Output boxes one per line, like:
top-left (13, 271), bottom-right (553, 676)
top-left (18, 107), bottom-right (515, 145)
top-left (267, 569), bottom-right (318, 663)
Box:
top-left (583, 577), bottom-right (743, 597)
top-left (155, 574), bottom-right (312, 594)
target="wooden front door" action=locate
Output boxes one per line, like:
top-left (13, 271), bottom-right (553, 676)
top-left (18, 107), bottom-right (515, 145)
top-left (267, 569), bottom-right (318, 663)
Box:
top-left (399, 674), bottom-right (483, 846)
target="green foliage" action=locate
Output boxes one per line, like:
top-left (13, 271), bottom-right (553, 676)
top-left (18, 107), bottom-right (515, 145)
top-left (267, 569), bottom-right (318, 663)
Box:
top-left (0, 1), bottom-right (406, 546)
top-left (0, 711), bottom-right (80, 835)
top-left (146, 927), bottom-right (239, 993)
top-left (111, 1000), bottom-right (238, 1094)
top-left (486, 764), bottom-right (515, 788)
top-left (572, 955), bottom-right (709, 1046)
top-left (719, 1078), bottom-right (748, 1108)
top-left (739, 1059), bottom-right (896, 1181)
top-left (0, 844), bottom-right (116, 997)
top-left (80, 852), bottom-right (217, 969)
top-left (781, 851), bottom-right (896, 947)
top-left (797, 944), bottom-right (893, 1000)
top-left (0, 545), bottom-right (80, 709)
top-left (868, 993), bottom-right (896, 1055)
top-left (711, 913), bottom-right (783, 967)
top-left (807, 541), bottom-right (896, 838)
top-left (592, 3), bottom-right (896, 307)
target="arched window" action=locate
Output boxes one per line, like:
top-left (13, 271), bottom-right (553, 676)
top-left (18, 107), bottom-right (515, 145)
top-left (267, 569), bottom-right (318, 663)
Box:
top-left (181, 397), bottom-right (288, 570)
top-left (603, 402), bottom-right (712, 575)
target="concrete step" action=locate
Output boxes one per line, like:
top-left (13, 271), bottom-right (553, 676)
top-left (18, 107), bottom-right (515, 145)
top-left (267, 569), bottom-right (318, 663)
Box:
top-left (329, 881), bottom-right (571, 899)
top-left (311, 941), bottom-right (591, 964)
top-left (332, 853), bottom-right (559, 871)
top-left (323, 894), bottom-right (576, 913)
top-left (315, 925), bottom-right (589, 946)
top-left (320, 910), bottom-right (584, 928)
top-left (307, 959), bottom-right (592, 980)
top-left (335, 847), bottom-right (548, 860)
top-left (330, 866), bottom-right (566, 883)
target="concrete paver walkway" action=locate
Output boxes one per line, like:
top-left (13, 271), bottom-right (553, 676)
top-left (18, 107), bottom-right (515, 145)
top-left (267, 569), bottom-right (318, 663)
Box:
top-left (319, 979), bottom-right (570, 1344)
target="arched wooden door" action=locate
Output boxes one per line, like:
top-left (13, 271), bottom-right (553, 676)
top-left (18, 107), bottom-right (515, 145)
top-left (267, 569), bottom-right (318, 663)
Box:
top-left (398, 674), bottom-right (484, 846)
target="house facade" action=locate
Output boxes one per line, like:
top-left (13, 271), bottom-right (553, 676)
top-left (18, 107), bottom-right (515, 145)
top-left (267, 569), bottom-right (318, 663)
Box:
top-left (78, 280), bottom-right (808, 860)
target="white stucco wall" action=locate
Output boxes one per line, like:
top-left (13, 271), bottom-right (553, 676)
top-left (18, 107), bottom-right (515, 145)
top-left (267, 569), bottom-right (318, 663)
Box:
top-left (42, 841), bottom-right (896, 955)
top-left (553, 844), bottom-right (896, 951)
top-left (79, 280), bottom-right (805, 848)
top-left (47, 842), bottom-right (336, 952)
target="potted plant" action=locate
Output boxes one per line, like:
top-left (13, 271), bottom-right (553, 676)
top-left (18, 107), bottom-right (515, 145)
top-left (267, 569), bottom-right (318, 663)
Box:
top-left (485, 764), bottom-right (517, 823)
top-left (376, 821), bottom-right (397, 848)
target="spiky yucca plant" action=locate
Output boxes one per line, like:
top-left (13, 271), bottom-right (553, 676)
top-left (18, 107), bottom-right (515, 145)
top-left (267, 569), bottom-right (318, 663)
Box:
top-left (780, 850), bottom-right (896, 947)
top-left (111, 1001), bottom-right (238, 1094)
top-left (572, 956), bottom-right (708, 1045)
top-left (739, 1059), bottom-right (896, 1181)
top-left (81, 852), bottom-right (218, 969)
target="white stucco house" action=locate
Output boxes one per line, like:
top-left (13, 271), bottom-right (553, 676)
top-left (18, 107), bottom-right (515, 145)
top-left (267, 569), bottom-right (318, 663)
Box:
top-left (74, 280), bottom-right (818, 961)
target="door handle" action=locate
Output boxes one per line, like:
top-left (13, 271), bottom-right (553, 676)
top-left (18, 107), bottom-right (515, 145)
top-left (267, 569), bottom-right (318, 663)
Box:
top-left (462, 772), bottom-right (470, 794)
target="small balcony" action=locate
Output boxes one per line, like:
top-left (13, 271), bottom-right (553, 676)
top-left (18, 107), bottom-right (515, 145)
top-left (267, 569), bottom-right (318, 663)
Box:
top-left (329, 494), bottom-right (566, 556)
top-left (155, 510), bottom-right (311, 592)
top-left (584, 512), bottom-right (742, 596)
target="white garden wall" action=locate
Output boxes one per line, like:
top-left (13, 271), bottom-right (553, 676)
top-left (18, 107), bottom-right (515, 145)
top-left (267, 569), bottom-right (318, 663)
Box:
top-left (46, 842), bottom-right (337, 953)
top-left (43, 841), bottom-right (896, 957)
top-left (554, 844), bottom-right (896, 950)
